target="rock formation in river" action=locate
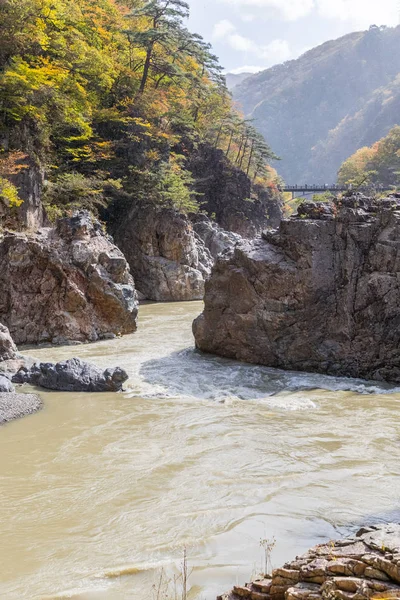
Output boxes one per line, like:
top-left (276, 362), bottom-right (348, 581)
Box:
top-left (0, 211), bottom-right (138, 345)
top-left (219, 523), bottom-right (400, 600)
top-left (193, 195), bottom-right (400, 384)
top-left (13, 358), bottom-right (128, 392)
top-left (111, 205), bottom-right (243, 302)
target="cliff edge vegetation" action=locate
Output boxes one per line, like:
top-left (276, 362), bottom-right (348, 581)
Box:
top-left (0, 0), bottom-right (279, 227)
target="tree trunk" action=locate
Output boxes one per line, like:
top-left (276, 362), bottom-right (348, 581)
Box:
top-left (139, 43), bottom-right (154, 93)
top-left (238, 138), bottom-right (248, 169)
top-left (226, 130), bottom-right (234, 157)
top-left (235, 137), bottom-right (244, 164)
top-left (246, 140), bottom-right (254, 177)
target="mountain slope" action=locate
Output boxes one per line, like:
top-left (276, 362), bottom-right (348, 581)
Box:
top-left (225, 72), bottom-right (252, 91)
top-left (233, 26), bottom-right (400, 182)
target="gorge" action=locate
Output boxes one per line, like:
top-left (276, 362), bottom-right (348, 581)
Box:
top-left (1, 0), bottom-right (400, 599)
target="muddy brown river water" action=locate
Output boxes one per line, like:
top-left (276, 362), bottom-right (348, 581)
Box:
top-left (1, 301), bottom-right (400, 599)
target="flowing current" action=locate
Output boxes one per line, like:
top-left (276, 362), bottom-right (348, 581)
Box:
top-left (2, 301), bottom-right (400, 600)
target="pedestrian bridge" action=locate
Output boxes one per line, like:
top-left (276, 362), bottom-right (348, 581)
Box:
top-left (280, 184), bottom-right (351, 199)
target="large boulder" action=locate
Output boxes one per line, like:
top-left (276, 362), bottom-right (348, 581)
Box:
top-left (112, 205), bottom-right (214, 301)
top-left (0, 211), bottom-right (138, 345)
top-left (13, 358), bottom-right (128, 392)
top-left (219, 523), bottom-right (400, 600)
top-left (0, 375), bottom-right (14, 392)
top-left (193, 196), bottom-right (400, 384)
top-left (0, 323), bottom-right (17, 361)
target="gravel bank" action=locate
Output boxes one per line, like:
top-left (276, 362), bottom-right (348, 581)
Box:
top-left (0, 393), bottom-right (43, 425)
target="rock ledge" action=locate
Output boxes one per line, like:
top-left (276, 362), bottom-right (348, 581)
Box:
top-left (219, 523), bottom-right (400, 600)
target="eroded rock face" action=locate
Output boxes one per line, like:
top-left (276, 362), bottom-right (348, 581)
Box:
top-left (193, 196), bottom-right (400, 383)
top-left (218, 523), bottom-right (400, 600)
top-left (13, 358), bottom-right (128, 392)
top-left (112, 205), bottom-right (214, 301)
top-left (192, 215), bottom-right (242, 259)
top-left (0, 155), bottom-right (46, 230)
top-left (0, 323), bottom-right (17, 362)
top-left (0, 211), bottom-right (138, 345)
top-left (189, 145), bottom-right (283, 238)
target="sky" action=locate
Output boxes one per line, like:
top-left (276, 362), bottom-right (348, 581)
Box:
top-left (187, 0), bottom-right (400, 73)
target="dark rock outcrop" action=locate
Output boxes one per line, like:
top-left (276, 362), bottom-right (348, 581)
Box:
top-left (189, 145), bottom-right (283, 238)
top-left (0, 211), bottom-right (138, 345)
top-left (112, 205), bottom-right (214, 301)
top-left (219, 523), bottom-right (400, 600)
top-left (13, 358), bottom-right (128, 392)
top-left (193, 196), bottom-right (400, 384)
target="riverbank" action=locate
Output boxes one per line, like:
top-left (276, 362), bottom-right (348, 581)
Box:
top-left (0, 392), bottom-right (42, 425)
top-left (219, 523), bottom-right (400, 600)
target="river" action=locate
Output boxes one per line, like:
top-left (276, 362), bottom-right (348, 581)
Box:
top-left (1, 301), bottom-right (400, 600)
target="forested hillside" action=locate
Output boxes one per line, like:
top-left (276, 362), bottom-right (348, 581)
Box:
top-left (338, 125), bottom-right (400, 189)
top-left (233, 25), bottom-right (400, 183)
top-left (0, 0), bottom-right (278, 225)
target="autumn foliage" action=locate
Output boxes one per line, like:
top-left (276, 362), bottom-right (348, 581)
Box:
top-left (0, 0), bottom-right (279, 217)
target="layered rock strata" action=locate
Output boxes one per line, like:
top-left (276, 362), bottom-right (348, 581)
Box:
top-left (0, 211), bottom-right (138, 345)
top-left (193, 196), bottom-right (400, 383)
top-left (218, 523), bottom-right (400, 600)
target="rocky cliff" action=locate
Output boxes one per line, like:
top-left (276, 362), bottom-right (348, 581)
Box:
top-left (189, 145), bottom-right (282, 238)
top-left (111, 205), bottom-right (243, 302)
top-left (193, 196), bottom-right (400, 383)
top-left (0, 154), bottom-right (47, 230)
top-left (220, 523), bottom-right (400, 600)
top-left (0, 211), bottom-right (138, 345)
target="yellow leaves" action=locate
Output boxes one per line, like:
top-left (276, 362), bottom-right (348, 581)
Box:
top-left (0, 177), bottom-right (23, 208)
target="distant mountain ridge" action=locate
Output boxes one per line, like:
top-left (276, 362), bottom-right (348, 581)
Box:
top-left (225, 72), bottom-right (252, 91)
top-left (232, 26), bottom-right (400, 182)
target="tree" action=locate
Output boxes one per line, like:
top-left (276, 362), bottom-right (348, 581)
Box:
top-left (126, 0), bottom-right (189, 93)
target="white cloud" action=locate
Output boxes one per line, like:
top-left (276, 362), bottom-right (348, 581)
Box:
top-left (259, 38), bottom-right (292, 61)
top-left (215, 0), bottom-right (398, 26)
top-left (316, 0), bottom-right (398, 27)
top-left (213, 19), bottom-right (292, 65)
top-left (228, 32), bottom-right (256, 51)
top-left (212, 19), bottom-right (236, 39)
top-left (240, 12), bottom-right (256, 22)
top-left (218, 0), bottom-right (314, 21)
